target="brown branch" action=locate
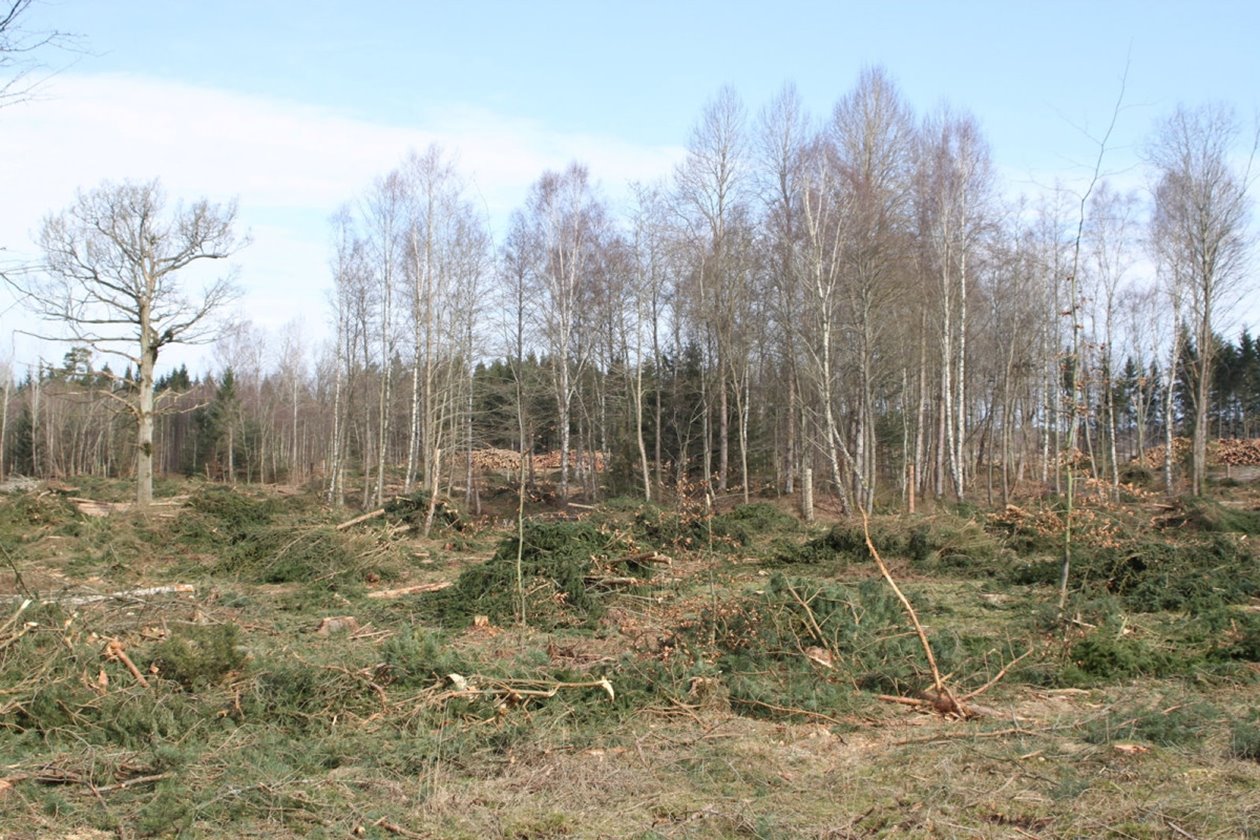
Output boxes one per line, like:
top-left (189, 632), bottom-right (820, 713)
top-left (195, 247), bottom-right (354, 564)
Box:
top-left (784, 580), bottom-right (827, 645)
top-left (335, 508), bottom-right (385, 530)
top-left (960, 647), bottom-right (1034, 702)
top-left (861, 510), bottom-right (964, 717)
top-left (103, 639), bottom-right (149, 688)
top-left (372, 817), bottom-right (426, 839)
top-left (364, 581), bottom-right (452, 599)
top-left (95, 772), bottom-right (172, 794)
top-left (732, 697), bottom-right (846, 725)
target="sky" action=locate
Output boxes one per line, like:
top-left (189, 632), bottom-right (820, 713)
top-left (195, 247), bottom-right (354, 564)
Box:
top-left (1, 0), bottom-right (1258, 377)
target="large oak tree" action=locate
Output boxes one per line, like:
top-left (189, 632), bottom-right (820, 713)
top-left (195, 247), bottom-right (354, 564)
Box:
top-left (28, 179), bottom-right (243, 505)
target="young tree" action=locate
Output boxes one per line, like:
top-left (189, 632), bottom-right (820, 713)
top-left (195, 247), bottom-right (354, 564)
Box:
top-left (20, 179), bottom-right (243, 505)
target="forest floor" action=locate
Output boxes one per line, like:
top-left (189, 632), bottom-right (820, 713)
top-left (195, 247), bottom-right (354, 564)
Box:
top-left (1, 474), bottom-right (1259, 838)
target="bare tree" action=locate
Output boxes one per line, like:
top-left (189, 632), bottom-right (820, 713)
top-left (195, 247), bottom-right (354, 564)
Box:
top-left (1, 0), bottom-right (71, 109)
top-left (517, 163), bottom-right (607, 501)
top-left (755, 83), bottom-right (811, 504)
top-left (1147, 103), bottom-right (1255, 496)
top-left (675, 86), bottom-right (750, 498)
top-left (830, 66), bottom-right (917, 511)
top-left (17, 179), bottom-right (242, 505)
top-left (363, 170), bottom-right (406, 506)
top-left (1083, 181), bottom-right (1140, 493)
top-left (916, 105), bottom-right (994, 501)
top-left (325, 205), bottom-right (372, 506)
top-left (397, 145), bottom-right (489, 511)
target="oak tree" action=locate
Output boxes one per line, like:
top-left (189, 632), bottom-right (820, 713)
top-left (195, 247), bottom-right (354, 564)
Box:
top-left (25, 179), bottom-right (243, 505)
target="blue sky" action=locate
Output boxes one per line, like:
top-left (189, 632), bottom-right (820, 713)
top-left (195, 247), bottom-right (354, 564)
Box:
top-left (2, 0), bottom-right (1258, 373)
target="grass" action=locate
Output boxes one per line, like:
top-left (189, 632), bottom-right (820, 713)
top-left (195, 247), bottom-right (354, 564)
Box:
top-left (1, 479), bottom-right (1259, 837)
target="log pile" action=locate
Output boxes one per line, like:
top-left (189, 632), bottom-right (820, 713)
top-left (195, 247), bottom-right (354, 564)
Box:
top-left (448, 447), bottom-right (611, 475)
top-left (532, 450), bottom-right (606, 471)
top-left (462, 448), bottom-right (606, 473)
top-left (1135, 438), bottom-right (1193, 470)
top-left (1216, 438), bottom-right (1260, 466)
top-left (1134, 437), bottom-right (1260, 469)
top-left (468, 448), bottom-right (522, 473)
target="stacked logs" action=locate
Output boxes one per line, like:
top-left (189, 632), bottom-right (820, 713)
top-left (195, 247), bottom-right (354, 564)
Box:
top-left (463, 448), bottom-right (606, 474)
top-left (1134, 437), bottom-right (1260, 469)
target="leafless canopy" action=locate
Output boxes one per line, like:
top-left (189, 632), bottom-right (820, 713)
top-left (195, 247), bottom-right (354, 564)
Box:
top-left (28, 179), bottom-right (243, 368)
top-left (0, 0), bottom-right (74, 108)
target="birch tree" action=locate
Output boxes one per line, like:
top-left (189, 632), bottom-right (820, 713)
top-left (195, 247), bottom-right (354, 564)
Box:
top-left (518, 163), bottom-right (607, 501)
top-left (756, 83), bottom-right (810, 503)
top-left (830, 66), bottom-right (916, 511)
top-left (364, 170), bottom-right (406, 506)
top-left (1146, 103), bottom-right (1255, 496)
top-left (675, 86), bottom-right (750, 497)
top-left (916, 107), bottom-right (994, 500)
top-left (1083, 182), bottom-right (1140, 492)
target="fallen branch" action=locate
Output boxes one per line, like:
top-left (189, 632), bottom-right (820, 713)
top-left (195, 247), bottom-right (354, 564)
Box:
top-left (104, 639), bottom-right (149, 688)
top-left (730, 696), bottom-right (846, 725)
top-left (95, 772), bottom-right (172, 794)
top-left (893, 725), bottom-right (1035, 746)
top-left (861, 510), bottom-right (966, 718)
top-left (4, 584), bottom-right (195, 608)
top-left (335, 508), bottom-right (386, 530)
top-left (0, 600), bottom-right (36, 652)
top-left (783, 581), bottom-right (828, 648)
top-left (862, 512), bottom-right (1028, 719)
top-left (437, 673), bottom-right (615, 705)
top-left (364, 581), bottom-right (452, 599)
top-left (585, 575), bottom-right (643, 587)
top-left (626, 550), bottom-right (673, 565)
top-left (960, 647), bottom-right (1034, 702)
top-left (372, 817), bottom-right (426, 839)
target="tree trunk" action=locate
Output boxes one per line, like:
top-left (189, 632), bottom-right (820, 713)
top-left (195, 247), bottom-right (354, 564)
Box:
top-left (801, 465), bottom-right (814, 523)
top-left (136, 316), bottom-right (156, 507)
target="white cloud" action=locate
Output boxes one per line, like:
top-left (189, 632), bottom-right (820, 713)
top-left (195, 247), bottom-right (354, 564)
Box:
top-left (0, 73), bottom-right (686, 373)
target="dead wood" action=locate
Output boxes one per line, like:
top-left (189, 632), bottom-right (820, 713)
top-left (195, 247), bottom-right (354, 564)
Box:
top-left (862, 512), bottom-right (1028, 719)
top-left (372, 817), bottom-right (427, 839)
top-left (26, 584), bottom-right (197, 608)
top-left (435, 673), bottom-right (615, 706)
top-left (364, 581), bottom-right (452, 599)
top-left (626, 550), bottom-right (673, 565)
top-left (585, 575), bottom-right (643, 587)
top-left (861, 510), bottom-right (967, 717)
top-left (94, 772), bottom-right (172, 793)
top-left (103, 639), bottom-right (149, 688)
top-left (335, 508), bottom-right (386, 530)
top-left (960, 647), bottom-right (1034, 702)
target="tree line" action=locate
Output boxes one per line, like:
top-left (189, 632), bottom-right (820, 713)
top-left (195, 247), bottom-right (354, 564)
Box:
top-left (2, 68), bottom-right (1255, 511)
